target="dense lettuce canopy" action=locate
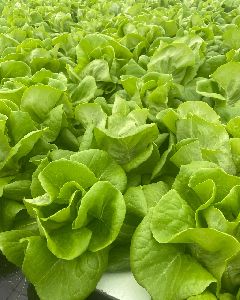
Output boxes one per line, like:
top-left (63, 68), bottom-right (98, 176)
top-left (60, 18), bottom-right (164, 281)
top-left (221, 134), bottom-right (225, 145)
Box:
top-left (1, 0), bottom-right (240, 299)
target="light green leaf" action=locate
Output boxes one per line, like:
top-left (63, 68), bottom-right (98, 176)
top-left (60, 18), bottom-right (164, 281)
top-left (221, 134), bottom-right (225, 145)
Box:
top-left (0, 60), bottom-right (31, 78)
top-left (148, 43), bottom-right (195, 83)
top-left (70, 76), bottom-right (97, 104)
top-left (211, 62), bottom-right (240, 105)
top-left (124, 181), bottom-right (169, 218)
top-left (22, 236), bottom-right (108, 300)
top-left (151, 189), bottom-right (195, 243)
top-left (94, 124), bottom-right (159, 165)
top-left (196, 78), bottom-right (225, 101)
top-left (7, 110), bottom-right (36, 144)
top-left (177, 101), bottom-right (220, 123)
top-left (75, 103), bottom-right (107, 128)
top-left (227, 117), bottom-right (240, 138)
top-left (43, 225), bottom-right (92, 260)
top-left (73, 181), bottom-right (126, 252)
top-left (39, 159), bottom-right (97, 199)
top-left (42, 104), bottom-right (64, 142)
top-left (70, 149), bottom-right (127, 192)
top-left (131, 212), bottom-right (216, 300)
top-left (21, 85), bottom-right (62, 122)
top-left (0, 130), bottom-right (43, 176)
top-left (223, 26), bottom-right (240, 50)
top-left (81, 59), bottom-right (112, 82)
top-left (0, 230), bottom-right (35, 267)
top-left (170, 139), bottom-right (203, 167)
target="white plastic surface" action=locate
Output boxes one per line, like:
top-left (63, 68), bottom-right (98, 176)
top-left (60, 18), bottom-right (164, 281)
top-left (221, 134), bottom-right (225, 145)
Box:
top-left (97, 272), bottom-right (151, 300)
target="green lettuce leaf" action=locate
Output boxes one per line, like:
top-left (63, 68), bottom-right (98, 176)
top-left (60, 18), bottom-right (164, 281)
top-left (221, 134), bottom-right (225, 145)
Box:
top-left (22, 236), bottom-right (108, 300)
top-left (73, 181), bottom-right (126, 252)
top-left (131, 211), bottom-right (216, 300)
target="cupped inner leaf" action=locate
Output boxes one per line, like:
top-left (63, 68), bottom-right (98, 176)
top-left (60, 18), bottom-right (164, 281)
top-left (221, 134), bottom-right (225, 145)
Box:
top-left (73, 181), bottom-right (126, 252)
top-left (38, 159), bottom-right (97, 199)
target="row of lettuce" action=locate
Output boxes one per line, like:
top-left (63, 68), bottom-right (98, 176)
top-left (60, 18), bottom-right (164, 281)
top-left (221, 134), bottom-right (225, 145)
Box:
top-left (0, 0), bottom-right (240, 299)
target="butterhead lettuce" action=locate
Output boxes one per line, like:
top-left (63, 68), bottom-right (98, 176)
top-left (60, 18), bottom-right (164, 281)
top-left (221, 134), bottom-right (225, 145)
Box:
top-left (0, 0), bottom-right (240, 299)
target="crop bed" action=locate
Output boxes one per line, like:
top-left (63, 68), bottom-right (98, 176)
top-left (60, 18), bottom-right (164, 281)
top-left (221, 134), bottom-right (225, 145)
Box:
top-left (0, 0), bottom-right (240, 299)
